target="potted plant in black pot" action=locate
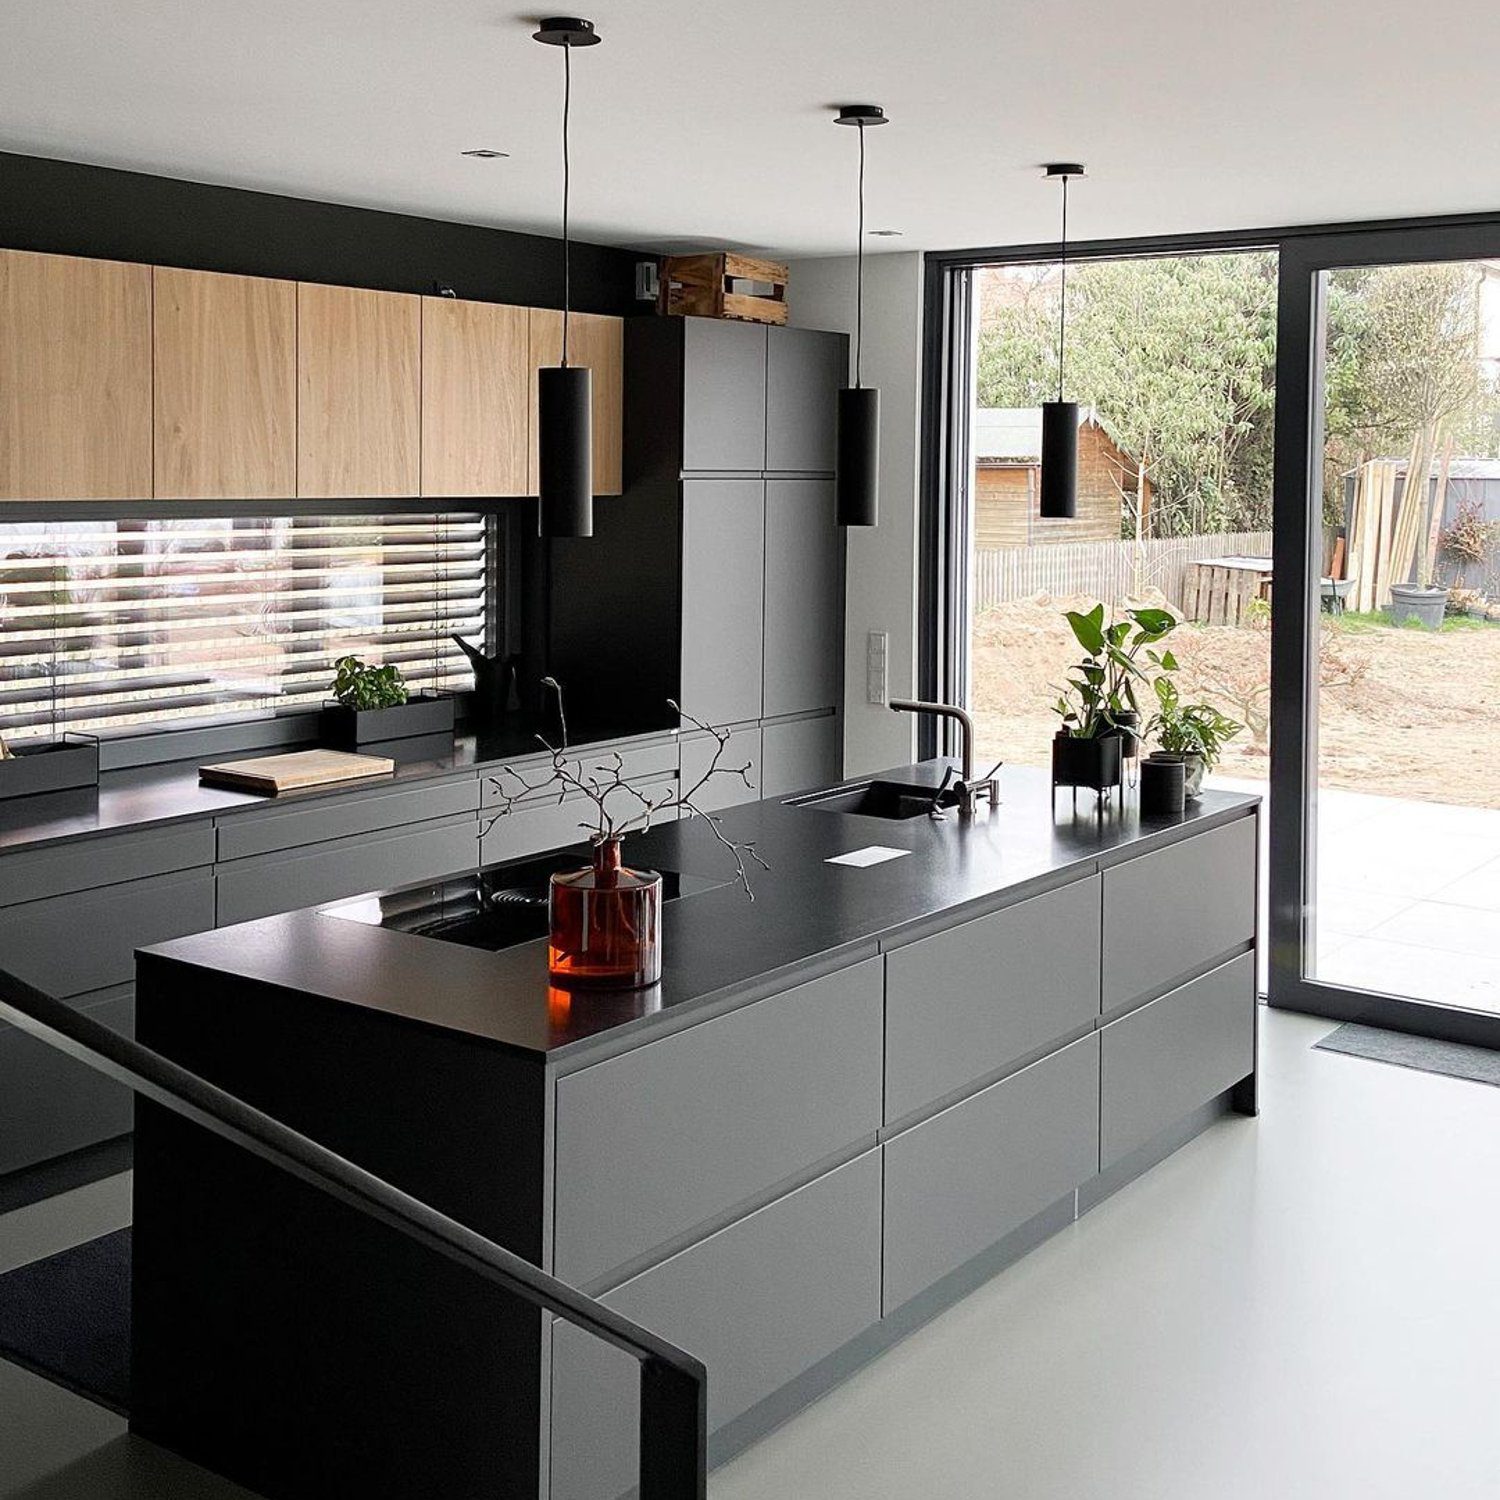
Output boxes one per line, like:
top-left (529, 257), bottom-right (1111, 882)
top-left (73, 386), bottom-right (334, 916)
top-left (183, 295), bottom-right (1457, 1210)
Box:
top-left (1144, 677), bottom-right (1242, 800)
top-left (1051, 602), bottom-right (1177, 795)
top-left (319, 656), bottom-right (456, 750)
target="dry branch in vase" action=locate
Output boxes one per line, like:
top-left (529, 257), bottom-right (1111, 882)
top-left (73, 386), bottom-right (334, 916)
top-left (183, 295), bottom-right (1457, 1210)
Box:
top-left (482, 678), bottom-right (768, 898)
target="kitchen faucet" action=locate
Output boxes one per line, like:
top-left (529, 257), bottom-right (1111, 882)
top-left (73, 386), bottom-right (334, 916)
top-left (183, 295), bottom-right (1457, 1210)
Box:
top-left (889, 699), bottom-right (1001, 819)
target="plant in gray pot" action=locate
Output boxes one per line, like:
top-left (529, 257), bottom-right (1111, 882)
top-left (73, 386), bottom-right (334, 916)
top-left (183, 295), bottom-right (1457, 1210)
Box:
top-left (1144, 677), bottom-right (1242, 800)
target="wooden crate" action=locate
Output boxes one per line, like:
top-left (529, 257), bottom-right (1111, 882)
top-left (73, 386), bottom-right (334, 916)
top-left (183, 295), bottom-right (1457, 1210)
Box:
top-left (659, 252), bottom-right (788, 325)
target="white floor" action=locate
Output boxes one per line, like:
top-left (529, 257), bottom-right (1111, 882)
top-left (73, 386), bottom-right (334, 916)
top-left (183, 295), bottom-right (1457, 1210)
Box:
top-left (4, 1008), bottom-right (1500, 1499)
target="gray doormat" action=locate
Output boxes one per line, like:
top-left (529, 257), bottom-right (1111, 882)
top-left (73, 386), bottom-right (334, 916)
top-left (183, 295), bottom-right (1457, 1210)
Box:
top-left (1315, 1023), bottom-right (1500, 1088)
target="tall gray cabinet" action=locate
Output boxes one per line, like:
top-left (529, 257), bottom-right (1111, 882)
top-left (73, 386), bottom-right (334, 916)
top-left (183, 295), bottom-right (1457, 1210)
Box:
top-left (627, 317), bottom-right (848, 812)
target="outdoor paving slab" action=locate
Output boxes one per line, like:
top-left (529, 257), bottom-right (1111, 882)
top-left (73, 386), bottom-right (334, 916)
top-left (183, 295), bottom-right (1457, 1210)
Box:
top-left (1316, 936), bottom-right (1500, 1015)
top-left (1430, 858), bottom-right (1500, 914)
top-left (1313, 884), bottom-right (1420, 938)
top-left (1369, 900), bottom-right (1500, 961)
top-left (1315, 831), bottom-right (1499, 900)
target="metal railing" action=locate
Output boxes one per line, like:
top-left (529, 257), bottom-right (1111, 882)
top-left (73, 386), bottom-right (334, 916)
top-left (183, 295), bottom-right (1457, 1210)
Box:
top-left (0, 964), bottom-right (707, 1500)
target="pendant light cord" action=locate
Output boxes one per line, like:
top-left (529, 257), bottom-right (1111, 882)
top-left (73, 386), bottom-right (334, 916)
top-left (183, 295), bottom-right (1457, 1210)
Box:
top-left (560, 38), bottom-right (572, 368)
top-left (854, 121), bottom-right (866, 390)
top-left (1056, 172), bottom-right (1068, 403)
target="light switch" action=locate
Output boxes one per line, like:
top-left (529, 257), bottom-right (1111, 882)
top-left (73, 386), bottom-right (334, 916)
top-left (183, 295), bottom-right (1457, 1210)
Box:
top-left (866, 631), bottom-right (889, 706)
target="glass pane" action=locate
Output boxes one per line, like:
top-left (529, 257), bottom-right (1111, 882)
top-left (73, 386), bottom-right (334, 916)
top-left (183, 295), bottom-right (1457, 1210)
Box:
top-left (0, 514), bottom-right (486, 744)
top-left (966, 252), bottom-right (1276, 800)
top-left (1308, 260), bottom-right (1500, 1013)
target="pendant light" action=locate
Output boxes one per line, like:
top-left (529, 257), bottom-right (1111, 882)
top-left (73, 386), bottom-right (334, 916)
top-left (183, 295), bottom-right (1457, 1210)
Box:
top-left (1040, 162), bottom-right (1085, 520)
top-left (834, 104), bottom-right (888, 528)
top-left (533, 17), bottom-right (600, 538)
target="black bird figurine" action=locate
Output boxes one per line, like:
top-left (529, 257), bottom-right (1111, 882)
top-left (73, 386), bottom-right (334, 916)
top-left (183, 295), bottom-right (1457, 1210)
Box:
top-left (451, 637), bottom-right (521, 727)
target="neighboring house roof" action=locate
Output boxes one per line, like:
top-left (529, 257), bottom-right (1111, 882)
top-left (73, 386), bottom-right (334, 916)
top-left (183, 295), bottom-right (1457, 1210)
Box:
top-left (971, 405), bottom-right (1110, 464)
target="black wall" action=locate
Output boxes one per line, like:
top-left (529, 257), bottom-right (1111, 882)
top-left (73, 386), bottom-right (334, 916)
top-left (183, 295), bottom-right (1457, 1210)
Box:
top-left (0, 151), bottom-right (643, 313)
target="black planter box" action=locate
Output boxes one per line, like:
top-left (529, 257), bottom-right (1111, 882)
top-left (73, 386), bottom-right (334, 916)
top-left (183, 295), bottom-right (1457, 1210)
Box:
top-left (1051, 732), bottom-right (1123, 792)
top-left (319, 694), bottom-right (456, 750)
top-left (0, 735), bottom-right (100, 802)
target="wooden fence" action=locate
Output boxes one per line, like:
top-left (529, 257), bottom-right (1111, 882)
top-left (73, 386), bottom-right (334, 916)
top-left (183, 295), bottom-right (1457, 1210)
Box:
top-left (972, 531), bottom-right (1275, 614)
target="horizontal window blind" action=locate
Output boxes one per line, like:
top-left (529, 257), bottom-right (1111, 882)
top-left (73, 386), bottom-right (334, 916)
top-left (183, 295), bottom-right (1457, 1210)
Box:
top-left (0, 515), bottom-right (486, 743)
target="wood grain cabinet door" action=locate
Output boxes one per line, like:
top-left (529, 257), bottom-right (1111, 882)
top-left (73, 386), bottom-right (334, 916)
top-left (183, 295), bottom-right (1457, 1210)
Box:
top-left (420, 296), bottom-right (528, 497)
top-left (527, 308), bottom-right (623, 496)
top-left (0, 249), bottom-right (152, 499)
top-left (153, 267), bottom-right (296, 499)
top-left (297, 283), bottom-right (420, 498)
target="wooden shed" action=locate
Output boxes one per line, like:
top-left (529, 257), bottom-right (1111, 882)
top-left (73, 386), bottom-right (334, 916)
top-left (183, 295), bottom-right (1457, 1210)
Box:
top-left (972, 407), bottom-right (1144, 547)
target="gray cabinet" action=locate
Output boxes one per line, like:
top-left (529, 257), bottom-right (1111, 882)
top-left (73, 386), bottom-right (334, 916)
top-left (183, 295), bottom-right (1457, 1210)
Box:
top-left (759, 714), bottom-right (839, 798)
top-left (1100, 950), bottom-right (1256, 1167)
top-left (552, 957), bottom-right (883, 1288)
top-left (680, 479), bottom-right (765, 727)
top-left (0, 868), bottom-right (215, 998)
top-left (1102, 818), bottom-right (1257, 1009)
top-left (883, 875), bottom-right (1102, 1122)
top-left (0, 987), bottom-right (135, 1176)
top-left (215, 814), bottom-right (478, 927)
top-left (681, 318), bottom-right (767, 472)
top-left (882, 1032), bottom-right (1100, 1314)
top-left (680, 726), bottom-right (761, 812)
top-left (0, 823), bottom-right (214, 908)
top-left (549, 1149), bottom-right (881, 1500)
top-left (762, 478), bottom-right (843, 718)
top-left (765, 326), bottom-right (845, 473)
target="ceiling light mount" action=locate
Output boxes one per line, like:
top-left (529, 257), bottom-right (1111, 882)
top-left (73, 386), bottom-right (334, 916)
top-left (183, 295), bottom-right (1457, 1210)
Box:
top-left (533, 16), bottom-right (600, 47)
top-left (1043, 162), bottom-right (1086, 180)
top-left (460, 148), bottom-right (509, 159)
top-left (834, 104), bottom-right (889, 128)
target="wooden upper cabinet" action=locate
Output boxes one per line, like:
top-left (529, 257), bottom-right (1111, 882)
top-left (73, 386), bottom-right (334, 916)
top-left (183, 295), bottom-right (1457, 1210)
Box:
top-left (0, 249), bottom-right (152, 499)
top-left (528, 309), bottom-right (624, 497)
top-left (297, 283), bottom-right (420, 498)
top-left (154, 267), bottom-right (296, 499)
top-left (420, 297), bottom-right (529, 497)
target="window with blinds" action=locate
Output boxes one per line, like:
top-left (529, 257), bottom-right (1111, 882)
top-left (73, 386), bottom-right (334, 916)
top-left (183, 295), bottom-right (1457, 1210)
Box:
top-left (0, 515), bottom-right (487, 744)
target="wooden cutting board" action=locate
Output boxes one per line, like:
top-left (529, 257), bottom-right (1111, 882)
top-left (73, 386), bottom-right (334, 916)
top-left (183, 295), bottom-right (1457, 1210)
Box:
top-left (199, 749), bottom-right (396, 795)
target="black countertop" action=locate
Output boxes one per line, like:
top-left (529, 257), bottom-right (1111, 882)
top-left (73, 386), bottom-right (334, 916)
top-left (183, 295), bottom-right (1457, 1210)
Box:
top-left (0, 720), bottom-right (656, 856)
top-left (140, 761), bottom-right (1260, 1064)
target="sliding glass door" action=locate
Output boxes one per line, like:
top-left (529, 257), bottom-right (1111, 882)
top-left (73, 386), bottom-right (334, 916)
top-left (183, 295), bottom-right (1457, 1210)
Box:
top-left (1270, 225), bottom-right (1500, 1044)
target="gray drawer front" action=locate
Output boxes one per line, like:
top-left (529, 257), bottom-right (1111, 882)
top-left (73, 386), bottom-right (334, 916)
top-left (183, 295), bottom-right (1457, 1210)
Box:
top-left (759, 714), bottom-right (840, 799)
top-left (883, 1032), bottom-right (1100, 1315)
top-left (550, 1150), bottom-right (881, 1500)
top-left (1102, 817), bottom-right (1256, 1009)
top-left (480, 739), bottom-right (678, 811)
top-left (1100, 951), bottom-right (1256, 1168)
top-left (0, 989), bottom-right (135, 1176)
top-left (216, 815), bottom-right (478, 927)
top-left (0, 869), bottom-right (215, 998)
top-left (217, 777), bottom-right (478, 861)
top-left (0, 823), bottom-right (214, 908)
top-left (479, 781), bottom-right (675, 867)
top-left (679, 726), bottom-right (761, 812)
top-left (554, 958), bottom-right (883, 1288)
top-left (885, 876), bottom-right (1102, 1123)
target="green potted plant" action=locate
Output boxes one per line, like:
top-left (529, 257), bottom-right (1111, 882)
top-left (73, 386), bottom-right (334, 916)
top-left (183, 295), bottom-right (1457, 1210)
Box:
top-left (319, 655), bottom-right (456, 749)
top-left (1144, 677), bottom-right (1243, 800)
top-left (1051, 603), bottom-right (1178, 793)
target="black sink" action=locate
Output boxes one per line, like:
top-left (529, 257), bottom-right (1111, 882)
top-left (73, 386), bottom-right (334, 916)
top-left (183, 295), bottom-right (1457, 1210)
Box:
top-left (792, 779), bottom-right (944, 820)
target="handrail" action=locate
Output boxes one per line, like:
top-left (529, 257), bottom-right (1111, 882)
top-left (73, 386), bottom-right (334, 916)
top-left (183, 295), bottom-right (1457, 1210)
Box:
top-left (0, 965), bottom-right (707, 1500)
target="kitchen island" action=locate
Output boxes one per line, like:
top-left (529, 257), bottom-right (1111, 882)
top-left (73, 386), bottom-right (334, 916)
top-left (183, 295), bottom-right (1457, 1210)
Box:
top-left (131, 761), bottom-right (1260, 1500)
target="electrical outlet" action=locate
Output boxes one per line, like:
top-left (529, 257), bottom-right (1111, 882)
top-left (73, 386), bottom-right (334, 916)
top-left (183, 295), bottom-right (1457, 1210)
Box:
top-left (866, 631), bottom-right (889, 706)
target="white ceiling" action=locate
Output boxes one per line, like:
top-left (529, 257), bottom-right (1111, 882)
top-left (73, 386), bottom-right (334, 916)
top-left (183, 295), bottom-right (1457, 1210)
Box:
top-left (4, 0), bottom-right (1500, 258)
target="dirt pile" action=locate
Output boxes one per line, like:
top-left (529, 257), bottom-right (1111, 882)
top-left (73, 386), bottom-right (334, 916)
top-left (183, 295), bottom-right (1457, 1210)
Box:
top-left (970, 593), bottom-right (1500, 807)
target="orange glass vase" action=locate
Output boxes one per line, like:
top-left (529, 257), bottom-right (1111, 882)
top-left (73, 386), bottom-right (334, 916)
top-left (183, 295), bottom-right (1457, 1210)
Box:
top-left (548, 838), bottom-right (663, 990)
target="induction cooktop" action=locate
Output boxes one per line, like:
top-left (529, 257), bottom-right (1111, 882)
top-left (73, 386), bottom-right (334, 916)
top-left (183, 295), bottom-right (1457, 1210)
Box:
top-left (319, 851), bottom-right (725, 954)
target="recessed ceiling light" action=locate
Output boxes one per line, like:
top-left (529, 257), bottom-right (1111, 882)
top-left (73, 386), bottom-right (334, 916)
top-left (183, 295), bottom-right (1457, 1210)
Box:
top-left (461, 148), bottom-right (509, 159)
top-left (869, 228), bottom-right (903, 237)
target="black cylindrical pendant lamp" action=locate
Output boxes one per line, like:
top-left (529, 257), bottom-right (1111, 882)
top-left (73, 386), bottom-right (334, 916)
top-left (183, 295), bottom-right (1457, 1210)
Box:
top-left (538, 364), bottom-right (593, 538)
top-left (534, 17), bottom-right (600, 539)
top-left (1040, 400), bottom-right (1078, 521)
top-left (837, 386), bottom-right (880, 526)
top-left (833, 104), bottom-right (888, 528)
top-left (1039, 163), bottom-right (1085, 520)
